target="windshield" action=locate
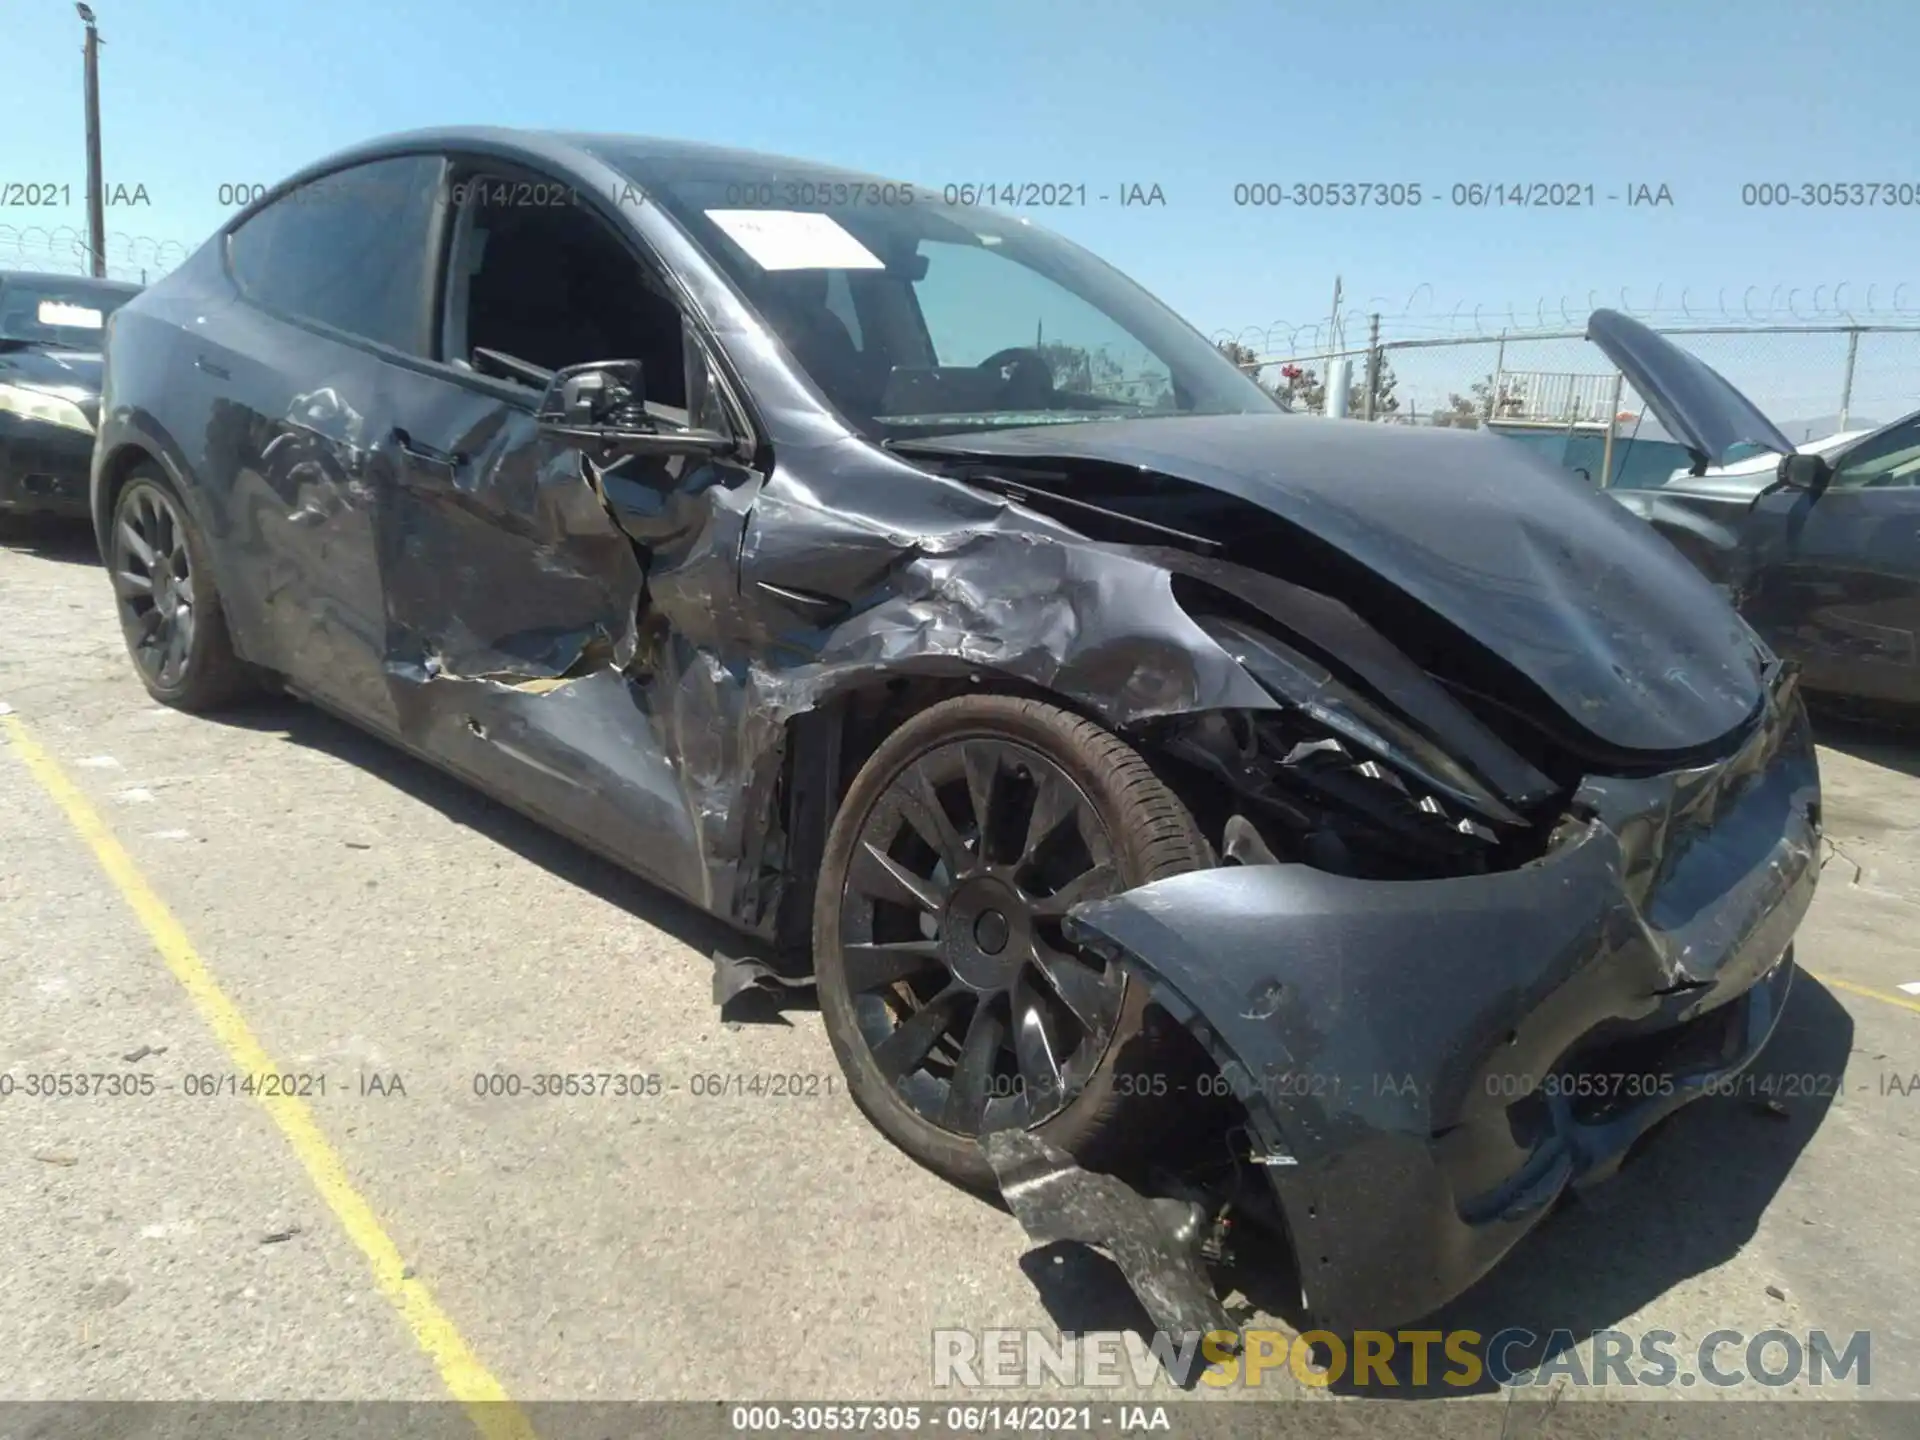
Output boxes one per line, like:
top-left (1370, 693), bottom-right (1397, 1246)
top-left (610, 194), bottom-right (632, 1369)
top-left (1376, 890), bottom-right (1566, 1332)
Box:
top-left (1832, 411), bottom-right (1920, 488)
top-left (591, 145), bottom-right (1279, 440)
top-left (0, 276), bottom-right (136, 350)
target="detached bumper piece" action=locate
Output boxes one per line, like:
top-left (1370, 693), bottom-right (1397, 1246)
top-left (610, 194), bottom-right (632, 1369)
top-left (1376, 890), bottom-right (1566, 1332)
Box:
top-left (1064, 664), bottom-right (1819, 1329)
top-left (985, 1130), bottom-right (1235, 1353)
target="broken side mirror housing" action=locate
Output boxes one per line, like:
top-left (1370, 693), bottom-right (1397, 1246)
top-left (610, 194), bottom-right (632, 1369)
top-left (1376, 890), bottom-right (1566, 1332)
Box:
top-left (536, 359), bottom-right (737, 459)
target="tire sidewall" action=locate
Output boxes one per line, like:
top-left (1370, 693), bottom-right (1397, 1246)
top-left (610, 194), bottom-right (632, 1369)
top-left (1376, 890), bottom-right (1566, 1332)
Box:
top-left (814, 697), bottom-right (1189, 1192)
top-left (110, 470), bottom-right (228, 707)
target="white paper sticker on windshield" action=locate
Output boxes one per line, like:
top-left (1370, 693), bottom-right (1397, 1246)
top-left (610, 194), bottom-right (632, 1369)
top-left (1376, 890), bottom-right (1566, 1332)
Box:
top-left (704, 209), bottom-right (884, 271)
top-left (38, 300), bottom-right (104, 329)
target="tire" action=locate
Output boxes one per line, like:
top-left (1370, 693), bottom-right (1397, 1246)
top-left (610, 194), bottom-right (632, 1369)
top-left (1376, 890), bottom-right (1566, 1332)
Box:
top-left (107, 467), bottom-right (257, 712)
top-left (814, 694), bottom-right (1210, 1192)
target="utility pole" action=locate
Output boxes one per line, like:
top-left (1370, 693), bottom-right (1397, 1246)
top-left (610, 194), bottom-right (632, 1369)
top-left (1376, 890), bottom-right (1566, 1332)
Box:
top-left (1838, 327), bottom-right (1859, 431)
top-left (1363, 312), bottom-right (1381, 420)
top-left (1599, 372), bottom-right (1624, 489)
top-left (78, 4), bottom-right (106, 278)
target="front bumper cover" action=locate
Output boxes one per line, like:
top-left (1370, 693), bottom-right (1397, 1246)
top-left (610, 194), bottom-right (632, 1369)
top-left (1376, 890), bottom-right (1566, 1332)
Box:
top-left (1063, 662), bottom-right (1820, 1328)
top-left (0, 415), bottom-right (95, 517)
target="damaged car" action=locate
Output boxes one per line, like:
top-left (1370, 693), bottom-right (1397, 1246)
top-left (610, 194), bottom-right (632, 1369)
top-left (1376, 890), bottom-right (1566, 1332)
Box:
top-left (92, 129), bottom-right (1821, 1330)
top-left (1591, 323), bottom-right (1920, 710)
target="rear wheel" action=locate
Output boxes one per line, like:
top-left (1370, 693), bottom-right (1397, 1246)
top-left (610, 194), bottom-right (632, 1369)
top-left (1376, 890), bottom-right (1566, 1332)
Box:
top-left (108, 469), bottom-right (256, 712)
top-left (814, 694), bottom-right (1210, 1191)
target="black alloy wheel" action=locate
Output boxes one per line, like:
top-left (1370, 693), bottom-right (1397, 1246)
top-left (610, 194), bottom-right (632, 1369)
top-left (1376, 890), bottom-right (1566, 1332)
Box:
top-left (109, 469), bottom-right (254, 710)
top-left (816, 695), bottom-right (1210, 1190)
top-left (111, 480), bottom-right (198, 690)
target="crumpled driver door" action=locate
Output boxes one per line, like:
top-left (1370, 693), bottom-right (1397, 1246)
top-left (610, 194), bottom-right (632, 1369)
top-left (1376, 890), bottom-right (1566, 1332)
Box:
top-left (373, 354), bottom-right (772, 911)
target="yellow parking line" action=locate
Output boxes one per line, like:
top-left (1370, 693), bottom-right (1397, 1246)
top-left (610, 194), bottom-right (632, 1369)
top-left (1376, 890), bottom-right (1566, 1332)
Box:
top-left (1811, 972), bottom-right (1920, 1018)
top-left (1, 709), bottom-right (536, 1440)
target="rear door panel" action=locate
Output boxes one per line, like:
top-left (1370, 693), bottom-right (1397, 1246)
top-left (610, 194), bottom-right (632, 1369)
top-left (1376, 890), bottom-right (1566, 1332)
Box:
top-left (196, 299), bottom-right (409, 730)
top-left (204, 154), bottom-right (449, 732)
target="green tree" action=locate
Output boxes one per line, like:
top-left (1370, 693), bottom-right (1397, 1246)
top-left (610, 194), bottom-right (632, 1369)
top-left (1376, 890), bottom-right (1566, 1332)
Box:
top-left (1270, 358), bottom-right (1398, 415)
top-left (1214, 339), bottom-right (1274, 393)
top-left (1364, 357), bottom-right (1401, 417)
top-left (1037, 342), bottom-right (1093, 392)
top-left (1432, 376), bottom-right (1532, 428)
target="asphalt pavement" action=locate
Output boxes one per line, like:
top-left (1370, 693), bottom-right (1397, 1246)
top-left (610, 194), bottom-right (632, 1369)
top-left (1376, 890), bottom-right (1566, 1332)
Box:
top-left (3, 515), bottom-right (1917, 1428)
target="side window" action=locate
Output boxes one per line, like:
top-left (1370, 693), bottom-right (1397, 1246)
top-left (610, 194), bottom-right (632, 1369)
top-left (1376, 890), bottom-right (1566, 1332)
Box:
top-left (1831, 416), bottom-right (1920, 490)
top-left (227, 155), bottom-right (443, 355)
top-left (440, 167), bottom-right (687, 411)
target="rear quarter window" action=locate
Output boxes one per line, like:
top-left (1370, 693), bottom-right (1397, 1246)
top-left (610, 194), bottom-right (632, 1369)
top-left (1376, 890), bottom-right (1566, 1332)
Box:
top-left (227, 155), bottom-right (444, 355)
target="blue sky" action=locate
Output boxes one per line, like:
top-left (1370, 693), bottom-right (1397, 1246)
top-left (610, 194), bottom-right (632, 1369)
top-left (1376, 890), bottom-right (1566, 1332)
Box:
top-left (5, 0), bottom-right (1917, 418)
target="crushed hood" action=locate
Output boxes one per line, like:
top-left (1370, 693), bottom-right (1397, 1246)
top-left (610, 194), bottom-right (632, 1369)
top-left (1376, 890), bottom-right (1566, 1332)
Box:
top-left (1585, 309), bottom-right (1796, 471)
top-left (898, 412), bottom-right (1767, 756)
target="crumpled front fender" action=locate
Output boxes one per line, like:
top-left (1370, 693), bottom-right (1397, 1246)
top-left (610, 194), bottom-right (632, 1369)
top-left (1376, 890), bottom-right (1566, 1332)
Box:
top-left (1062, 666), bottom-right (1819, 1326)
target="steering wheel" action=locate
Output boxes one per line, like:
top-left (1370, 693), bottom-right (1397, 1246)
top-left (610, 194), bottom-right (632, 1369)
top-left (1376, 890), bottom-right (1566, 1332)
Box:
top-left (975, 346), bottom-right (1056, 405)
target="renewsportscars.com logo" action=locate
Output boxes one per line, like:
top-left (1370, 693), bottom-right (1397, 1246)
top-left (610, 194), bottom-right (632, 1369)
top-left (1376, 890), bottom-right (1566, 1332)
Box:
top-left (932, 1327), bottom-right (1873, 1391)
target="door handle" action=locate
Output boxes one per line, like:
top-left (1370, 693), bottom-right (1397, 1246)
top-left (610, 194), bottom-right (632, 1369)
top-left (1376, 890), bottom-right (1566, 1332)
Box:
top-left (390, 427), bottom-right (467, 470)
top-left (194, 355), bottom-right (230, 380)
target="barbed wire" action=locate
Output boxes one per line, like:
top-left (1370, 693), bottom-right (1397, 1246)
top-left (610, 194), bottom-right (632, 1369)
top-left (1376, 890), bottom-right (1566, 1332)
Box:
top-left (1217, 323), bottom-right (1920, 432)
top-left (0, 225), bottom-right (192, 285)
top-left (4, 223), bottom-right (1913, 418)
top-left (1210, 283), bottom-right (1920, 359)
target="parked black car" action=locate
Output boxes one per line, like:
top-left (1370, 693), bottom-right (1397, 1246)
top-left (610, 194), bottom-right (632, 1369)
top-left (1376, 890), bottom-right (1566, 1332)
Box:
top-left (93, 129), bottom-right (1819, 1330)
top-left (1602, 382), bottom-right (1920, 708)
top-left (0, 270), bottom-right (140, 519)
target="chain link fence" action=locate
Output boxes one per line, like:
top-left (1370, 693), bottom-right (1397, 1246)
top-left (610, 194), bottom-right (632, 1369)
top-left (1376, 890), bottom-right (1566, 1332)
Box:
top-left (7, 217), bottom-right (1916, 466)
top-left (1223, 315), bottom-right (1920, 486)
top-left (0, 224), bottom-right (190, 285)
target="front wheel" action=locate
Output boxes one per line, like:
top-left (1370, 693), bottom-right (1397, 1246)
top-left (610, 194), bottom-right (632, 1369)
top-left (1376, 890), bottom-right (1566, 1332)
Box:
top-left (814, 695), bottom-right (1210, 1191)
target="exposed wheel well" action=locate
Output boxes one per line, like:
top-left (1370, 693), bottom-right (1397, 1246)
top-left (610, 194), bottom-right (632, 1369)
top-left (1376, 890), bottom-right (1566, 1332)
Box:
top-left (775, 674), bottom-right (1288, 1271)
top-left (765, 669), bottom-right (1215, 958)
top-left (769, 674), bottom-right (1049, 954)
top-left (827, 673), bottom-right (1078, 802)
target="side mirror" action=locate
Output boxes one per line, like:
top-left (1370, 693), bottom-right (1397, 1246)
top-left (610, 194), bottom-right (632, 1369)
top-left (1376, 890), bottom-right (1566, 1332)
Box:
top-left (1777, 450), bottom-right (1832, 497)
top-left (1747, 449), bottom-right (1833, 513)
top-left (535, 359), bottom-right (737, 459)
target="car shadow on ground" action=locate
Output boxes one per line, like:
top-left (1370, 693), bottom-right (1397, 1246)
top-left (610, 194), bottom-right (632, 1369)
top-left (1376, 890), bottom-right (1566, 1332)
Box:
top-left (0, 513), bottom-right (99, 565)
top-left (200, 693), bottom-right (815, 1024)
top-left (1316, 971), bottom-right (1851, 1397)
top-left (1808, 701), bottom-right (1920, 780)
top-left (1008, 972), bottom-right (1853, 1397)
